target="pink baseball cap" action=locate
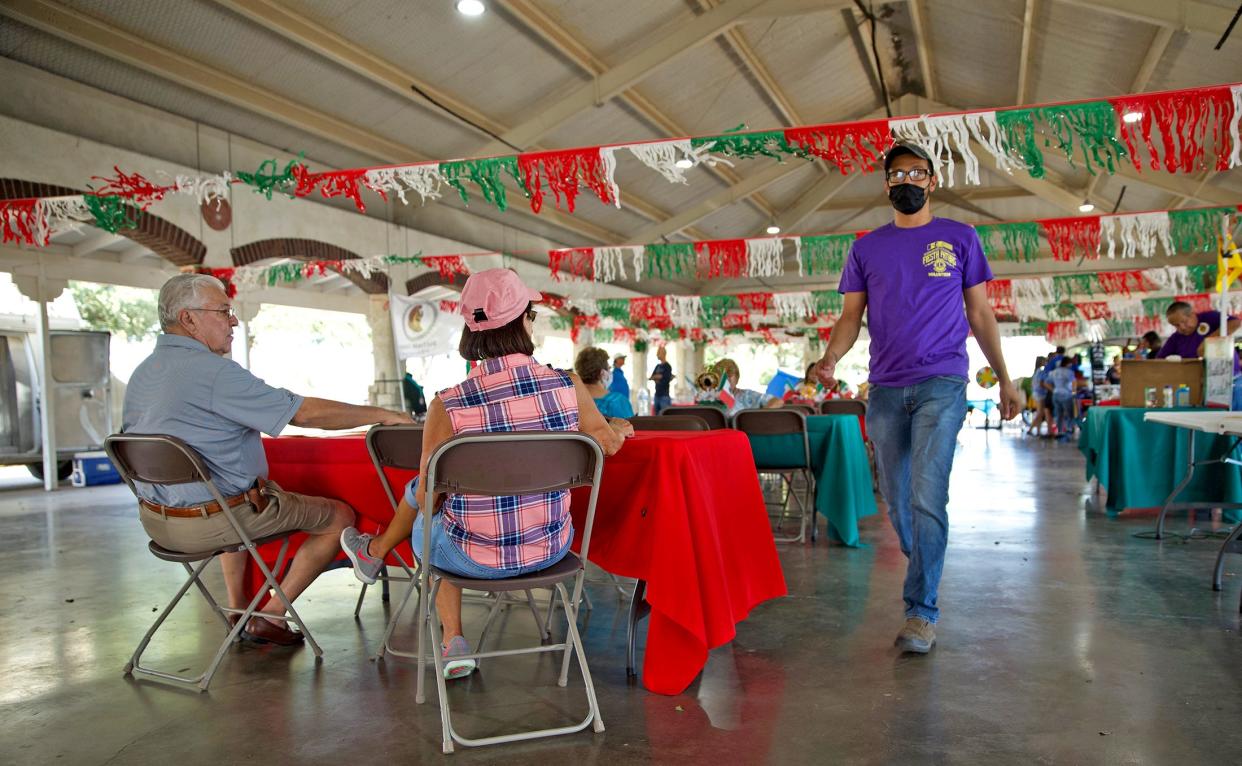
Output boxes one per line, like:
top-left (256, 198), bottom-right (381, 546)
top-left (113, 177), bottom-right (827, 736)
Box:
top-left (459, 268), bottom-right (542, 331)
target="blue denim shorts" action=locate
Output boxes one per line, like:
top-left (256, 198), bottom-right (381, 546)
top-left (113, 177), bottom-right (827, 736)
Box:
top-left (407, 474), bottom-right (572, 580)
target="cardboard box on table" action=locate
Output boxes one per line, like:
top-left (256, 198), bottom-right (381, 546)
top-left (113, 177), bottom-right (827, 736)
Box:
top-left (1119, 359), bottom-right (1204, 407)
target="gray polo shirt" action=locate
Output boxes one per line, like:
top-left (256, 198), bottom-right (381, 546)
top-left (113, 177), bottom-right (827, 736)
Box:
top-left (122, 334), bottom-right (303, 506)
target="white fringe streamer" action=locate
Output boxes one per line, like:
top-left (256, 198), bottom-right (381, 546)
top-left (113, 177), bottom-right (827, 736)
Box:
top-left (790, 237), bottom-right (803, 277)
top-left (745, 237), bottom-right (785, 278)
top-left (890, 113), bottom-right (994, 186)
top-left (630, 246), bottom-right (646, 282)
top-left (1230, 84), bottom-right (1242, 169)
top-left (599, 147), bottom-right (622, 208)
top-left (567, 297), bottom-right (598, 317)
top-left (172, 172), bottom-right (232, 206)
top-left (668, 296), bottom-right (702, 328)
top-left (40, 196), bottom-right (95, 240)
top-left (774, 292), bottom-right (814, 322)
top-left (591, 247), bottom-right (629, 283)
top-left (1100, 212), bottom-right (1173, 258)
top-left (606, 140), bottom-right (726, 185)
top-left (364, 166), bottom-right (445, 204)
top-left (1146, 266), bottom-right (1191, 295)
top-left (1013, 277), bottom-right (1055, 302)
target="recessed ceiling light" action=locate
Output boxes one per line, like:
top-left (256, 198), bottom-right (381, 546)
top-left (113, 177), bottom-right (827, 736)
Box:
top-left (674, 158), bottom-right (694, 169)
top-left (1122, 110), bottom-right (1143, 124)
top-left (1078, 200), bottom-right (1095, 213)
top-left (456, 0), bottom-right (485, 17)
top-left (766, 224), bottom-right (781, 235)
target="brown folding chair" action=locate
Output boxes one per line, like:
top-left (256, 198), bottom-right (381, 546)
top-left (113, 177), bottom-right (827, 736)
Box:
top-left (732, 409), bottom-right (817, 544)
top-left (416, 431), bottom-right (606, 753)
top-left (663, 405), bottom-right (729, 430)
top-left (104, 433), bottom-right (322, 692)
top-left (628, 415), bottom-right (709, 431)
top-left (784, 403), bottom-right (817, 417)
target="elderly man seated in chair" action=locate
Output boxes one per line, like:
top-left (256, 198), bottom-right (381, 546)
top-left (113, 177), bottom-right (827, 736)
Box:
top-left (123, 274), bottom-right (411, 646)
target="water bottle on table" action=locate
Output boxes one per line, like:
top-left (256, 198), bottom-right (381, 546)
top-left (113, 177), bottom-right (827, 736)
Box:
top-left (637, 387), bottom-right (652, 416)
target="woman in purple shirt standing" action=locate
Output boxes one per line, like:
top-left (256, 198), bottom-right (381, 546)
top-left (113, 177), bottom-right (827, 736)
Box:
top-left (813, 143), bottom-right (1022, 656)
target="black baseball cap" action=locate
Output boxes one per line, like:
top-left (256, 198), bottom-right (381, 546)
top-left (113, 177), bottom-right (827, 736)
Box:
top-left (883, 143), bottom-right (935, 174)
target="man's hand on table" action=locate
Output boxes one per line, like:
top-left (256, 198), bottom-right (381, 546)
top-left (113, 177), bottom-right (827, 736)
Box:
top-left (378, 410), bottom-right (415, 426)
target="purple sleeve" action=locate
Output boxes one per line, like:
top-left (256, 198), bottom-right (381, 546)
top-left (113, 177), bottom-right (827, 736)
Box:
top-left (961, 228), bottom-right (993, 289)
top-left (1155, 335), bottom-right (1176, 358)
top-left (838, 243), bottom-right (866, 294)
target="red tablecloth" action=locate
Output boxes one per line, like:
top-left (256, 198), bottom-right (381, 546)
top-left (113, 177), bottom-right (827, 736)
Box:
top-left (255, 430), bottom-right (786, 695)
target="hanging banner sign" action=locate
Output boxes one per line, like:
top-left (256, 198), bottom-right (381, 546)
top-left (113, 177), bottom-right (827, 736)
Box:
top-left (390, 294), bottom-right (463, 359)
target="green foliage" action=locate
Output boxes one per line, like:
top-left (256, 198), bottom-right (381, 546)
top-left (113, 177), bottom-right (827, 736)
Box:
top-left (69, 282), bottom-right (160, 340)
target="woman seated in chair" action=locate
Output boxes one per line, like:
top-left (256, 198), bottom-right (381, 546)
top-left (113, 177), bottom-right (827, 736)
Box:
top-left (340, 269), bottom-right (633, 679)
top-left (713, 358), bottom-right (784, 416)
top-left (574, 346), bottom-right (635, 419)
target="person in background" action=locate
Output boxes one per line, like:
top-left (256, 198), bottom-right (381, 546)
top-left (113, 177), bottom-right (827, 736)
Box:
top-left (609, 353), bottom-right (630, 399)
top-left (1044, 357), bottom-right (1078, 442)
top-left (124, 274), bottom-right (412, 647)
top-left (650, 345), bottom-right (675, 413)
top-left (1131, 330), bottom-right (1162, 359)
top-left (340, 269), bottom-right (633, 680)
top-left (793, 363), bottom-right (824, 402)
top-left (402, 371), bottom-right (428, 419)
top-left (1043, 346), bottom-right (1066, 372)
top-left (1158, 300), bottom-right (1242, 409)
top-left (1106, 356), bottom-right (1122, 384)
top-left (713, 358), bottom-right (784, 415)
top-left (575, 346), bottom-right (635, 419)
top-left (1026, 356), bottom-right (1048, 436)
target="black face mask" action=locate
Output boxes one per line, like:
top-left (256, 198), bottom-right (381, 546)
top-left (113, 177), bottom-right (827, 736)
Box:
top-left (888, 183), bottom-right (928, 215)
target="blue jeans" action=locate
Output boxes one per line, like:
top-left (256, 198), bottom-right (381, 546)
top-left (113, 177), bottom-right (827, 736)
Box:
top-left (1052, 393), bottom-right (1076, 437)
top-left (867, 376), bottom-right (967, 623)
top-left (654, 395), bottom-right (672, 414)
top-left (412, 513), bottom-right (572, 579)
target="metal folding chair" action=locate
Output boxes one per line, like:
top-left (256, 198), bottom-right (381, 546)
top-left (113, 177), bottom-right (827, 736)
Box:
top-left (733, 408), bottom-right (817, 544)
top-left (663, 405), bottom-right (729, 430)
top-left (628, 415), bottom-right (709, 431)
top-left (415, 432), bottom-right (606, 753)
top-left (104, 433), bottom-right (322, 692)
top-left (784, 403), bottom-right (817, 417)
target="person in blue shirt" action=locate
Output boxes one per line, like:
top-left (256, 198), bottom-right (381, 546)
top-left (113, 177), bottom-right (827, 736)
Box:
top-left (609, 353), bottom-right (630, 399)
top-left (1026, 356), bottom-right (1048, 436)
top-left (575, 347), bottom-right (635, 419)
top-left (1042, 357), bottom-right (1078, 442)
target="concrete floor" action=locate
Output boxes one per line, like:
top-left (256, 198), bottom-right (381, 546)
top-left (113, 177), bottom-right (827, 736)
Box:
top-left (2, 429), bottom-right (1241, 765)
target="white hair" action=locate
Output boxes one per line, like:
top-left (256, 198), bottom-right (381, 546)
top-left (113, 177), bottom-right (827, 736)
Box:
top-left (158, 273), bottom-right (226, 330)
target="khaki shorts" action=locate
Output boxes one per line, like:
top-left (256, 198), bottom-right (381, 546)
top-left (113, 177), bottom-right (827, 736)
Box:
top-left (139, 481), bottom-right (342, 555)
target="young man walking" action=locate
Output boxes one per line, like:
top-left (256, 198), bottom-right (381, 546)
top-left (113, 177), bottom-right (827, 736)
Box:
top-left (815, 144), bottom-right (1022, 654)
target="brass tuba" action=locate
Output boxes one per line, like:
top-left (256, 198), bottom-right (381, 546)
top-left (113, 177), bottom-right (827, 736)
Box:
top-left (695, 369), bottom-right (721, 391)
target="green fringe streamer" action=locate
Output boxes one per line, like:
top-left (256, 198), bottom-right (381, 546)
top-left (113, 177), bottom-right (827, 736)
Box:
top-left (1168, 208), bottom-right (1234, 254)
top-left (698, 295), bottom-right (739, 327)
top-left (82, 195), bottom-right (142, 233)
top-left (799, 235), bottom-right (854, 275)
top-left (633, 339), bottom-right (649, 353)
top-left (1019, 320), bottom-right (1049, 336)
top-left (975, 222), bottom-right (1040, 263)
top-left (1052, 274), bottom-right (1096, 301)
top-left (1043, 302), bottom-right (1079, 318)
top-left (237, 155), bottom-right (302, 199)
top-left (661, 328), bottom-right (681, 341)
top-left (691, 130), bottom-right (792, 161)
top-left (1187, 263), bottom-right (1218, 291)
top-left (440, 157), bottom-right (522, 211)
top-left (597, 298), bottom-right (630, 324)
top-left (1103, 319), bottom-right (1134, 338)
top-left (1141, 297), bottom-right (1167, 317)
top-left (549, 315), bottom-right (573, 332)
top-left (644, 243), bottom-right (695, 280)
top-left (264, 262), bottom-right (306, 287)
top-left (1035, 101), bottom-right (1128, 175)
top-left (995, 110), bottom-right (1045, 179)
top-left (812, 290), bottom-right (843, 317)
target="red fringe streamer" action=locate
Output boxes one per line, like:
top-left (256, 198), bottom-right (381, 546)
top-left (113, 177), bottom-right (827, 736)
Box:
top-left (1046, 321), bottom-right (1079, 342)
top-left (1109, 87), bottom-right (1236, 173)
top-left (695, 240), bottom-right (748, 280)
top-left (91, 166), bottom-right (170, 202)
top-left (1039, 217), bottom-right (1101, 261)
top-left (538, 295), bottom-right (566, 310)
top-left (1175, 293), bottom-right (1213, 313)
top-left (783, 119), bottom-right (894, 174)
top-left (290, 165), bottom-right (381, 212)
top-left (196, 267), bottom-right (237, 298)
top-left (1075, 302), bottom-right (1113, 320)
top-left (989, 296), bottom-right (1017, 318)
top-left (1095, 269), bottom-right (1156, 296)
top-left (816, 327), bottom-right (833, 342)
top-left (570, 313), bottom-right (601, 343)
top-left (439, 299), bottom-right (460, 313)
top-left (722, 314), bottom-right (753, 331)
top-left (517, 148), bottom-right (615, 214)
top-left (421, 255), bottom-right (470, 281)
top-left (689, 328), bottom-right (705, 343)
top-left (629, 297), bottom-right (671, 328)
top-left (759, 328), bottom-right (779, 345)
top-left (736, 292), bottom-right (774, 315)
top-left (1, 199), bottom-right (44, 246)
top-left (548, 248), bottom-right (595, 281)
top-left (1134, 315), bottom-right (1164, 335)
top-left (613, 327), bottom-right (637, 344)
top-left (986, 279), bottom-right (1014, 300)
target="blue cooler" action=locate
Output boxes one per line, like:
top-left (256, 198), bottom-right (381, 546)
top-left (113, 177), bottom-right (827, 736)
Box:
top-left (71, 451), bottom-right (122, 487)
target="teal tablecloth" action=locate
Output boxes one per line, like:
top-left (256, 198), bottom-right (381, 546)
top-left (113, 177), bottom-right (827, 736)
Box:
top-left (1079, 406), bottom-right (1242, 517)
top-left (744, 414), bottom-right (878, 546)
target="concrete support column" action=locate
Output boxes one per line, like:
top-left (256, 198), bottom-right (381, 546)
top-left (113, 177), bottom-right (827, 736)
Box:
top-left (14, 273), bottom-right (67, 491)
top-left (632, 344), bottom-right (650, 415)
top-left (367, 294), bottom-right (402, 409)
top-left (232, 299), bottom-right (260, 370)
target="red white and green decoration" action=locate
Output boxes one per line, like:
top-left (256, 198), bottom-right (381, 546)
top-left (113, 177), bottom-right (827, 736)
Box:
top-left (4, 84), bottom-right (1242, 249)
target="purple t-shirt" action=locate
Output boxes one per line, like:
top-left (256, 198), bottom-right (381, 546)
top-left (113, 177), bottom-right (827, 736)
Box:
top-left (839, 218), bottom-right (993, 387)
top-left (1156, 310), bottom-right (1241, 373)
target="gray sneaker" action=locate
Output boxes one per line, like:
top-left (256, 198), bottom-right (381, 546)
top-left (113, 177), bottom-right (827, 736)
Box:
top-left (442, 635), bottom-right (477, 680)
top-left (340, 527), bottom-right (383, 585)
top-left (895, 617), bottom-right (936, 654)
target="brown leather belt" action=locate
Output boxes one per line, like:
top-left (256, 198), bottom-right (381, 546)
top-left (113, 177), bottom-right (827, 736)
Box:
top-left (140, 479), bottom-right (270, 518)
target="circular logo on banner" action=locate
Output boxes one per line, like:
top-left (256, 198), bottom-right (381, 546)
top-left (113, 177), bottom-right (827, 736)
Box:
top-left (975, 366), bottom-right (998, 388)
top-left (402, 299), bottom-right (438, 342)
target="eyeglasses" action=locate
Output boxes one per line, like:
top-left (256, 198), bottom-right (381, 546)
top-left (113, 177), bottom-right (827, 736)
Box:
top-left (886, 168), bottom-right (932, 183)
top-left (525, 309), bottom-right (538, 322)
top-left (188, 307), bottom-right (237, 321)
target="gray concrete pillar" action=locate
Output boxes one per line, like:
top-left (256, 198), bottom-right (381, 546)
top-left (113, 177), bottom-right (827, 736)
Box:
top-left (14, 273), bottom-right (67, 491)
top-left (367, 294), bottom-right (402, 409)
